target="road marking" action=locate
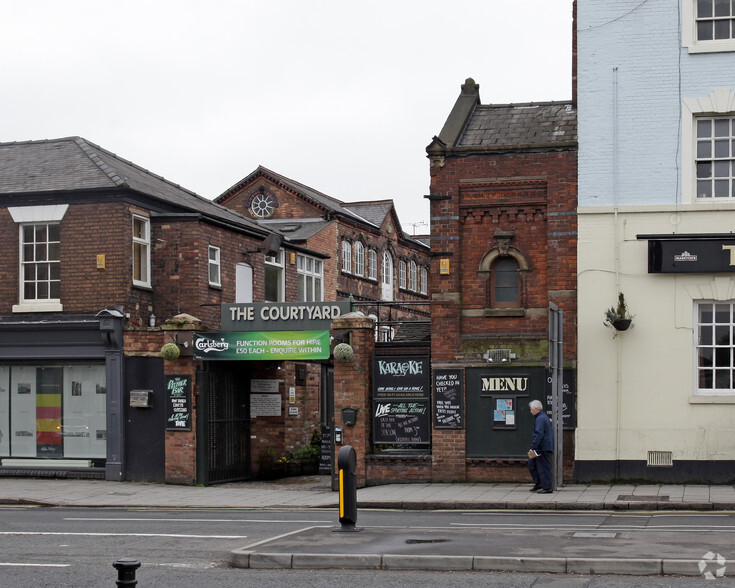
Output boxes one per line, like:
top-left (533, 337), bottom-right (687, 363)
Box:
top-left (0, 532), bottom-right (247, 539)
top-left (64, 517), bottom-right (330, 524)
top-left (0, 563), bottom-right (70, 567)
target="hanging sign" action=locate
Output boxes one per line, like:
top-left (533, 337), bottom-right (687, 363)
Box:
top-left (193, 331), bottom-right (330, 360)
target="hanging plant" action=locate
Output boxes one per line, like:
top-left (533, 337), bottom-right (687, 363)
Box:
top-left (160, 342), bottom-right (181, 361)
top-left (604, 292), bottom-right (634, 332)
top-left (333, 342), bottom-right (354, 361)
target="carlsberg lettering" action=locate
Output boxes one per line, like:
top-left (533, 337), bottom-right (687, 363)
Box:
top-left (481, 377), bottom-right (528, 392)
top-left (378, 360), bottom-right (423, 376)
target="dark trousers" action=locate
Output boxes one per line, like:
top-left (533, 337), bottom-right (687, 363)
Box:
top-left (528, 451), bottom-right (553, 490)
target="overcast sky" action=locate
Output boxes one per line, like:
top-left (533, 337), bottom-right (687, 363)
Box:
top-left (2, 1), bottom-right (573, 231)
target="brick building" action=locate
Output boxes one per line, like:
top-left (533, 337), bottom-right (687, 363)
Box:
top-left (424, 78), bottom-right (578, 483)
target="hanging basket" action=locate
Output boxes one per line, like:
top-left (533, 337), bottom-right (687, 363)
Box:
top-left (612, 318), bottom-right (632, 331)
top-left (333, 343), bottom-right (354, 361)
top-left (160, 343), bottom-right (181, 361)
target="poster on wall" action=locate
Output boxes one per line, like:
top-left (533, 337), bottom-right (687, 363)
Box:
top-left (433, 368), bottom-right (463, 429)
top-left (373, 401), bottom-right (430, 444)
top-left (165, 375), bottom-right (191, 431)
top-left (372, 356), bottom-right (430, 400)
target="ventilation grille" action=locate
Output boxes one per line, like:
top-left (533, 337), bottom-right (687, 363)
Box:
top-left (647, 451), bottom-right (673, 467)
top-left (483, 348), bottom-right (512, 363)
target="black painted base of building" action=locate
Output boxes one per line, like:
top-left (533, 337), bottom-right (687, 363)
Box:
top-left (575, 460), bottom-right (735, 484)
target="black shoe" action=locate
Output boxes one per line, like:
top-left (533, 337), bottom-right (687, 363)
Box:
top-left (529, 485), bottom-right (541, 492)
top-left (536, 489), bottom-right (553, 494)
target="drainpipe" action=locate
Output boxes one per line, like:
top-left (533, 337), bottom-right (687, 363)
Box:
top-left (613, 66), bottom-right (623, 481)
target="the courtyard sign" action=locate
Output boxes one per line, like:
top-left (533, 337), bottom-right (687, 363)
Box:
top-left (221, 301), bottom-right (351, 331)
top-left (193, 331), bottom-right (330, 360)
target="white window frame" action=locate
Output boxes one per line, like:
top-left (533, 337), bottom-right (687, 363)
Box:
top-left (9, 205), bottom-right (67, 313)
top-left (683, 0), bottom-right (735, 53)
top-left (420, 267), bottom-right (428, 295)
top-left (399, 260), bottom-right (407, 289)
top-left (409, 260), bottom-right (418, 291)
top-left (368, 249), bottom-right (378, 280)
top-left (19, 223), bottom-right (62, 304)
top-left (208, 245), bottom-right (221, 287)
top-left (341, 240), bottom-right (352, 273)
top-left (382, 251), bottom-right (393, 301)
top-left (264, 248), bottom-right (285, 302)
top-left (132, 215), bottom-right (151, 288)
top-left (694, 301), bottom-right (735, 395)
top-left (297, 254), bottom-right (324, 302)
top-left (354, 241), bottom-right (365, 277)
top-left (682, 89), bottom-right (735, 203)
top-left (235, 262), bottom-right (253, 303)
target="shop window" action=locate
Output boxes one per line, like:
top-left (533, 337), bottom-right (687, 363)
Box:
top-left (0, 364), bottom-right (106, 460)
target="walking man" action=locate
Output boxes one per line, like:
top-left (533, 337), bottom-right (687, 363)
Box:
top-left (528, 399), bottom-right (554, 493)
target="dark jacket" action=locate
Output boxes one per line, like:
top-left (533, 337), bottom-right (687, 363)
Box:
top-left (531, 410), bottom-right (554, 453)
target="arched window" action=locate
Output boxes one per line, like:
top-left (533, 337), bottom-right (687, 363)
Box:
top-left (490, 257), bottom-right (520, 307)
top-left (353, 241), bottom-right (365, 276)
top-left (382, 252), bottom-right (393, 301)
top-left (341, 240), bottom-right (351, 273)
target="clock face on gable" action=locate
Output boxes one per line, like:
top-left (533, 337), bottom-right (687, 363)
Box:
top-left (248, 188), bottom-right (278, 219)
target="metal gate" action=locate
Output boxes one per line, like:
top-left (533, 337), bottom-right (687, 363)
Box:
top-left (196, 365), bottom-right (251, 485)
top-left (548, 302), bottom-right (564, 489)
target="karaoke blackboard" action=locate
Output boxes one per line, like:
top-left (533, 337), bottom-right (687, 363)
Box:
top-left (373, 401), bottom-right (430, 444)
top-left (433, 369), bottom-right (463, 429)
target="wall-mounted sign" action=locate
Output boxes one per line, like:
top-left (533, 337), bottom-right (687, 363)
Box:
top-left (648, 238), bottom-right (735, 273)
top-left (372, 356), bottom-right (430, 400)
top-left (220, 301), bottom-right (351, 331)
top-left (193, 331), bottom-right (330, 360)
top-left (373, 401), bottom-right (430, 444)
top-left (165, 375), bottom-right (191, 430)
top-left (433, 368), bottom-right (463, 429)
top-left (250, 393), bottom-right (281, 417)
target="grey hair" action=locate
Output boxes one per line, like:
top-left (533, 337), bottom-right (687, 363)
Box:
top-left (528, 400), bottom-right (543, 411)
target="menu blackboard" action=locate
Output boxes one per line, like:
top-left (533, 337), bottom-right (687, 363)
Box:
top-left (373, 401), bottom-right (430, 444)
top-left (319, 425), bottom-right (332, 474)
top-left (433, 369), bottom-right (463, 429)
top-left (544, 368), bottom-right (576, 429)
top-left (166, 375), bottom-right (191, 431)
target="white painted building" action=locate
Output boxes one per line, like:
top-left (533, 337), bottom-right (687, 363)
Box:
top-left (576, 0), bottom-right (735, 482)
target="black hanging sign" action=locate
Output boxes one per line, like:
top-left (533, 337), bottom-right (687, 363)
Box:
top-left (166, 374), bottom-right (191, 431)
top-left (433, 369), bottom-right (463, 429)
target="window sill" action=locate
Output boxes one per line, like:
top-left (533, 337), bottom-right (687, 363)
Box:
top-left (689, 395), bottom-right (735, 404)
top-left (484, 308), bottom-right (525, 317)
top-left (13, 302), bottom-right (64, 313)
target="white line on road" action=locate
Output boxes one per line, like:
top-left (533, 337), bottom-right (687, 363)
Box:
top-left (0, 563), bottom-right (70, 567)
top-left (0, 532), bottom-right (247, 539)
top-left (64, 517), bottom-right (330, 524)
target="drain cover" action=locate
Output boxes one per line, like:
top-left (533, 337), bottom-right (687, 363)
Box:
top-left (617, 495), bottom-right (669, 501)
top-left (405, 539), bottom-right (450, 544)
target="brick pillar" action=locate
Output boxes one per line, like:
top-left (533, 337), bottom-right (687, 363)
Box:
top-left (331, 313), bottom-right (375, 488)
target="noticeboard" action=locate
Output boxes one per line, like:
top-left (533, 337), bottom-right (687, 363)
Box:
top-left (433, 369), bottom-right (463, 429)
top-left (165, 375), bottom-right (191, 431)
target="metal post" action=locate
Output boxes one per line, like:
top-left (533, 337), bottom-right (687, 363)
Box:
top-left (549, 302), bottom-right (564, 490)
top-left (112, 558), bottom-right (140, 586)
top-left (334, 445), bottom-right (362, 532)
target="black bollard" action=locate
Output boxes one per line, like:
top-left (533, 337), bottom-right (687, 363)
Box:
top-left (334, 445), bottom-right (362, 532)
top-left (112, 558), bottom-right (141, 586)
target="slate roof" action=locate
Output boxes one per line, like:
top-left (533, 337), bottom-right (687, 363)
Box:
top-left (258, 218), bottom-right (333, 242)
top-left (0, 137), bottom-right (270, 237)
top-left (459, 102), bottom-right (577, 150)
top-left (342, 200), bottom-right (393, 227)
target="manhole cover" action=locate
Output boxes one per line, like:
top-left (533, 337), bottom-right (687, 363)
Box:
top-left (405, 539), bottom-right (450, 544)
top-left (617, 495), bottom-right (669, 501)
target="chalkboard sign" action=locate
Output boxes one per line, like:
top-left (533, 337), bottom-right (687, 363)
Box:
top-left (372, 356), bottom-right (430, 400)
top-left (166, 375), bottom-right (191, 431)
top-left (373, 401), bottom-right (430, 444)
top-left (319, 425), bottom-right (332, 474)
top-left (433, 369), bottom-right (463, 429)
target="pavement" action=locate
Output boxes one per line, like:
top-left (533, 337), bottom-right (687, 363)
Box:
top-left (3, 474), bottom-right (735, 577)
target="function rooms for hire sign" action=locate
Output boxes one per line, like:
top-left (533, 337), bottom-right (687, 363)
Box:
top-left (193, 301), bottom-right (351, 361)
